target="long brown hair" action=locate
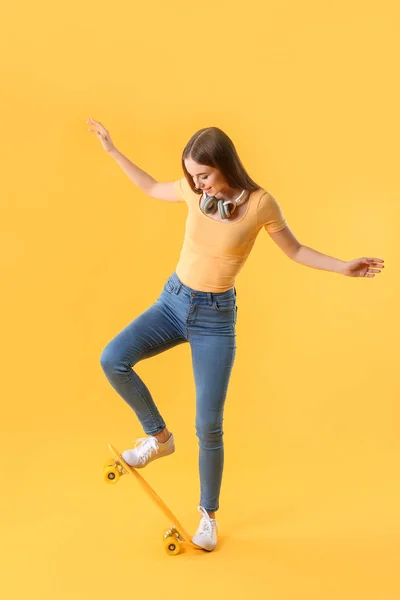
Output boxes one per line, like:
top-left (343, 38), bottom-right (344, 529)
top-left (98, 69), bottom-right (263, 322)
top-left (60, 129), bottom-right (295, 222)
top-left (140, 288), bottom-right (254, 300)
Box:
top-left (181, 127), bottom-right (262, 195)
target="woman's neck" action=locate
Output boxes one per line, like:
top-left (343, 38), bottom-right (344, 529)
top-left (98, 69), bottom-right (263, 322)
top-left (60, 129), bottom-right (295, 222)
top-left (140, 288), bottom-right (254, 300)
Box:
top-left (213, 187), bottom-right (244, 201)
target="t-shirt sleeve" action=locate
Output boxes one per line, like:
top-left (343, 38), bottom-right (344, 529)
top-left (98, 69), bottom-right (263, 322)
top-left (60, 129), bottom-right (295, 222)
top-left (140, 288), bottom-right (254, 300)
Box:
top-left (173, 177), bottom-right (192, 203)
top-left (257, 191), bottom-right (287, 233)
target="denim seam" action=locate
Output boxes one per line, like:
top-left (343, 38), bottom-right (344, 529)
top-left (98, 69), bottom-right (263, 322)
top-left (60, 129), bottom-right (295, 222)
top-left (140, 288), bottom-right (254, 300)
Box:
top-left (128, 370), bottom-right (162, 431)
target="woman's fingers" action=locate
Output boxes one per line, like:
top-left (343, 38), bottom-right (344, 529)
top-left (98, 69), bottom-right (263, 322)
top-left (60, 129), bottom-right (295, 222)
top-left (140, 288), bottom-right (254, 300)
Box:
top-left (87, 118), bottom-right (107, 133)
top-left (87, 127), bottom-right (102, 136)
top-left (368, 258), bottom-right (384, 264)
top-left (88, 118), bottom-right (105, 130)
top-left (87, 118), bottom-right (115, 152)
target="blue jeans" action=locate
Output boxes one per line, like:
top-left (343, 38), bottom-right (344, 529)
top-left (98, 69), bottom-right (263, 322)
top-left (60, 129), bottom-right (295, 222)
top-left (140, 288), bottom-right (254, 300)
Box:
top-left (100, 271), bottom-right (237, 512)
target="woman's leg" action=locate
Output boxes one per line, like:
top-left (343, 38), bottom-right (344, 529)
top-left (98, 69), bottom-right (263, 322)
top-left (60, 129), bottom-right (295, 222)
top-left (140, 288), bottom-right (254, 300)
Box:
top-left (189, 328), bottom-right (237, 514)
top-left (100, 297), bottom-right (187, 436)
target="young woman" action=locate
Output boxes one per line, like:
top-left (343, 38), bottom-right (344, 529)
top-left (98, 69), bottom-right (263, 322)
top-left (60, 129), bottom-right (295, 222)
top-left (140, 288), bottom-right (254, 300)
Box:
top-left (88, 118), bottom-right (384, 552)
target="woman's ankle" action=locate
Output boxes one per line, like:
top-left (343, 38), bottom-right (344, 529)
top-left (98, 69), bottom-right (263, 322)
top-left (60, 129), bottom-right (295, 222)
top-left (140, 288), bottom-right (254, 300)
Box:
top-left (154, 428), bottom-right (170, 444)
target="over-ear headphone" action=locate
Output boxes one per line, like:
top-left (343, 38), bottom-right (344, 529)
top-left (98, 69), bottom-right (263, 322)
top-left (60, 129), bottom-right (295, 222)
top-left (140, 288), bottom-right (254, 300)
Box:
top-left (199, 189), bottom-right (247, 220)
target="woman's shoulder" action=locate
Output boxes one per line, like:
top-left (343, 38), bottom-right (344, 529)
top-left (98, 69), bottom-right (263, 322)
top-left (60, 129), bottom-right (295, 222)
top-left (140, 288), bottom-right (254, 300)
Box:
top-left (254, 187), bottom-right (281, 208)
top-left (254, 187), bottom-right (287, 230)
top-left (250, 186), bottom-right (272, 209)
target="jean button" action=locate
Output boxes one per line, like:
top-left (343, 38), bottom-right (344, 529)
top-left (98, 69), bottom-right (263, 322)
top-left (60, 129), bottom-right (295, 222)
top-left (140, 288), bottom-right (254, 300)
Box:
top-left (191, 292), bottom-right (196, 297)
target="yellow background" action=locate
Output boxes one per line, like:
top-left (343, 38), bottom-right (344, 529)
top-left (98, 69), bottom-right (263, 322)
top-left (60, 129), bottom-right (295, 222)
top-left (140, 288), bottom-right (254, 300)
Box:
top-left (1, 0), bottom-right (399, 598)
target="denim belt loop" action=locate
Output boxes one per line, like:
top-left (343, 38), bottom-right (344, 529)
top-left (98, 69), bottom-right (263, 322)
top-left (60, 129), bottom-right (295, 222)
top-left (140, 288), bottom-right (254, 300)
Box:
top-left (207, 292), bottom-right (213, 306)
top-left (174, 282), bottom-right (182, 295)
top-left (234, 287), bottom-right (237, 297)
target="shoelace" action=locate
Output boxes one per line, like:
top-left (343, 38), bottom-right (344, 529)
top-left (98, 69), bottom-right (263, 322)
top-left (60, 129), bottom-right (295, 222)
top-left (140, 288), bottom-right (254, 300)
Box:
top-left (197, 506), bottom-right (216, 537)
top-left (132, 437), bottom-right (159, 465)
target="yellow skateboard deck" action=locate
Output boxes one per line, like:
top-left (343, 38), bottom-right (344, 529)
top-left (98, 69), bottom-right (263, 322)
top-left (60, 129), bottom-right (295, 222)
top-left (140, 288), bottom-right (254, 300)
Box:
top-left (104, 443), bottom-right (200, 555)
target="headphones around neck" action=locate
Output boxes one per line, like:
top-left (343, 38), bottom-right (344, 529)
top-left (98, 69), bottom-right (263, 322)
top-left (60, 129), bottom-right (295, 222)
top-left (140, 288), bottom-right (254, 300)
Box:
top-left (199, 189), bottom-right (247, 220)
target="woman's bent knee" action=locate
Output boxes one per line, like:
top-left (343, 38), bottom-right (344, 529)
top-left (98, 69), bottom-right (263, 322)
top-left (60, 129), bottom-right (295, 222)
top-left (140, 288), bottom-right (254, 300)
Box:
top-left (100, 344), bottom-right (120, 374)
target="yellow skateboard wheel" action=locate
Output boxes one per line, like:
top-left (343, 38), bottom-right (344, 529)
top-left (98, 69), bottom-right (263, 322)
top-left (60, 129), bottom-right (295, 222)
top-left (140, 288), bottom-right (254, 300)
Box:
top-left (164, 536), bottom-right (181, 555)
top-left (104, 465), bottom-right (120, 484)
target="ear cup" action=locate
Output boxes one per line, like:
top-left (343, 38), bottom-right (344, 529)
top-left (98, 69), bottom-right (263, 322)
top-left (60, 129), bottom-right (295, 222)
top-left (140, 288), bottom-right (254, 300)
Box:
top-left (200, 194), bottom-right (219, 214)
top-left (221, 200), bottom-right (237, 219)
top-left (218, 200), bottom-right (232, 219)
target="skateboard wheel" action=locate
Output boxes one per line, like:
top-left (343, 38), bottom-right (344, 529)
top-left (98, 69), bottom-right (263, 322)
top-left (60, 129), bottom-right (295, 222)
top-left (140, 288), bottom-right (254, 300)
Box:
top-left (164, 536), bottom-right (181, 556)
top-left (104, 465), bottom-right (120, 484)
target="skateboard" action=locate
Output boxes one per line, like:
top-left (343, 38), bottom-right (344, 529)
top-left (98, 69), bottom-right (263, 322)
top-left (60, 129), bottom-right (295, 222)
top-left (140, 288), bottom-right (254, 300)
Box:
top-left (104, 443), bottom-right (200, 555)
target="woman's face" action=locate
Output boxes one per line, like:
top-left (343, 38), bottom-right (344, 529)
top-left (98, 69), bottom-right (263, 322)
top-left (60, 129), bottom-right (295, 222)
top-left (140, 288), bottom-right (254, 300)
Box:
top-left (184, 158), bottom-right (229, 198)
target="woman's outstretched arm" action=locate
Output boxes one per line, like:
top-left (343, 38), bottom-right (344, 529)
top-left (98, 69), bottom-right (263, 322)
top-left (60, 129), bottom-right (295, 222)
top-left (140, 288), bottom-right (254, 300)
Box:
top-left (269, 226), bottom-right (384, 278)
top-left (87, 118), bottom-right (181, 202)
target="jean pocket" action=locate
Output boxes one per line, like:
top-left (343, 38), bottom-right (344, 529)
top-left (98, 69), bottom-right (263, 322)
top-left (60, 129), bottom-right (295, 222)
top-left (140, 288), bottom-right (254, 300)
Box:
top-left (214, 297), bottom-right (236, 312)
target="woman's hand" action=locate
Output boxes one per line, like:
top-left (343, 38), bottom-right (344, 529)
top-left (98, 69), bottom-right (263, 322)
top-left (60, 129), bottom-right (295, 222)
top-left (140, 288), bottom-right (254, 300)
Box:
top-left (340, 257), bottom-right (385, 278)
top-left (87, 118), bottom-right (116, 153)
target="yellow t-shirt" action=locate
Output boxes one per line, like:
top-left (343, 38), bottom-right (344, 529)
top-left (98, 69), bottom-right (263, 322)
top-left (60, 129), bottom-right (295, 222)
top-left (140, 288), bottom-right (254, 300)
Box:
top-left (173, 177), bottom-right (287, 292)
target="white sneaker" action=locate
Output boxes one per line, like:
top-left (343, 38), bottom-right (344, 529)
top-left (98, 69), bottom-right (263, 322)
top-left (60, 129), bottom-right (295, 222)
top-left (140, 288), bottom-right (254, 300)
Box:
top-left (121, 433), bottom-right (175, 468)
top-left (192, 505), bottom-right (218, 551)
